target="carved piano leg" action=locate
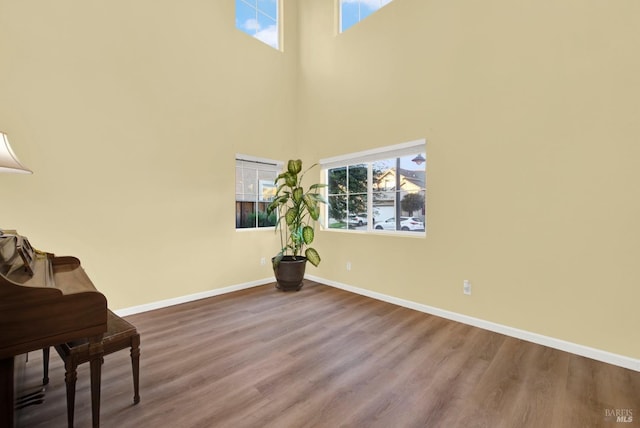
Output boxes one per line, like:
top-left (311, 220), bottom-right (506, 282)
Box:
top-left (63, 355), bottom-right (79, 428)
top-left (0, 357), bottom-right (14, 428)
top-left (88, 336), bottom-right (104, 428)
top-left (42, 347), bottom-right (50, 385)
top-left (130, 333), bottom-right (141, 404)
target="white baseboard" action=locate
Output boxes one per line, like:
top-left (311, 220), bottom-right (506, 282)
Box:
top-left (114, 274), bottom-right (639, 372)
top-left (113, 277), bottom-right (274, 317)
top-left (306, 274), bottom-right (640, 373)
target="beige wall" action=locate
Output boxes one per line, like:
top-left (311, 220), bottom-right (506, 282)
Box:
top-left (1, 0), bottom-right (638, 361)
top-left (298, 0), bottom-right (640, 359)
top-left (0, 1), bottom-right (298, 308)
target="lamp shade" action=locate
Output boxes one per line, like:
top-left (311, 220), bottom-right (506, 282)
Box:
top-left (0, 132), bottom-right (32, 174)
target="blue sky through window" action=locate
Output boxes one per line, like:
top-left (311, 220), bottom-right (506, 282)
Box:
top-left (341, 0), bottom-right (393, 33)
top-left (235, 0), bottom-right (279, 49)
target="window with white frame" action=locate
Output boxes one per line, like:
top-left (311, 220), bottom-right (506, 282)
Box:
top-left (340, 0), bottom-right (394, 33)
top-left (235, 155), bottom-right (283, 229)
top-left (321, 140), bottom-right (426, 234)
top-left (235, 0), bottom-right (280, 50)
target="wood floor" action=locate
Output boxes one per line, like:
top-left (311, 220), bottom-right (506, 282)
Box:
top-left (16, 280), bottom-right (640, 427)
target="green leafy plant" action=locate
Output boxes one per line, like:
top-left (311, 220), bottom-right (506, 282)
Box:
top-left (267, 159), bottom-right (327, 268)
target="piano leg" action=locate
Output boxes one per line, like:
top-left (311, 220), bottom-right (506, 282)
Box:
top-left (42, 347), bottom-right (50, 385)
top-left (0, 357), bottom-right (14, 428)
top-left (88, 337), bottom-right (104, 428)
top-left (63, 355), bottom-right (79, 428)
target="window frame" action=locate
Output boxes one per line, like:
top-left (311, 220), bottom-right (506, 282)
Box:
top-left (235, 154), bottom-right (284, 231)
top-left (320, 139), bottom-right (426, 237)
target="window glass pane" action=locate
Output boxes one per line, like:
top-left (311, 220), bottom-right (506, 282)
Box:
top-left (258, 179), bottom-right (276, 202)
top-left (401, 190), bottom-right (425, 225)
top-left (398, 154), bottom-right (426, 232)
top-left (257, 169), bottom-right (277, 203)
top-left (236, 0), bottom-right (257, 36)
top-left (341, 2), bottom-right (360, 32)
top-left (373, 160), bottom-right (395, 191)
top-left (256, 12), bottom-right (278, 48)
top-left (398, 154), bottom-right (426, 190)
top-left (348, 194), bottom-right (367, 213)
top-left (340, 0), bottom-right (394, 33)
top-left (372, 191), bottom-right (392, 228)
top-left (236, 192), bottom-right (250, 202)
top-left (371, 192), bottom-right (388, 228)
top-left (242, 168), bottom-right (256, 196)
top-left (257, 168), bottom-right (276, 184)
top-left (374, 216), bottom-right (398, 231)
top-left (257, 202), bottom-right (277, 227)
top-left (360, 2), bottom-right (377, 21)
top-left (235, 165), bottom-right (244, 194)
top-left (377, 157), bottom-right (397, 231)
top-left (347, 164), bottom-right (367, 193)
top-left (328, 195), bottom-right (347, 229)
top-left (347, 194), bottom-right (367, 229)
top-left (236, 201), bottom-right (256, 228)
top-left (236, 0), bottom-right (279, 49)
top-left (328, 166), bottom-right (347, 195)
top-left (258, 0), bottom-right (277, 20)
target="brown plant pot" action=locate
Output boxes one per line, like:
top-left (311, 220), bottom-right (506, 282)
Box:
top-left (273, 256), bottom-right (307, 291)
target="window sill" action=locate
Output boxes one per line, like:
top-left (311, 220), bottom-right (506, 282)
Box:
top-left (321, 228), bottom-right (426, 238)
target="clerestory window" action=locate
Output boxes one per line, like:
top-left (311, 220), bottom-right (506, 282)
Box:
top-left (340, 0), bottom-right (394, 33)
top-left (235, 0), bottom-right (280, 50)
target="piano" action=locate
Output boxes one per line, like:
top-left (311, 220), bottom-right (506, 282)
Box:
top-left (0, 231), bottom-right (107, 427)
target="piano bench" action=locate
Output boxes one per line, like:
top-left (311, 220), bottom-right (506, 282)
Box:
top-left (43, 310), bottom-right (140, 428)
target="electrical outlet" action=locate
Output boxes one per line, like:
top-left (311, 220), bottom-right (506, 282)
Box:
top-left (261, 257), bottom-right (266, 266)
top-left (463, 280), bottom-right (471, 295)
top-left (346, 261), bottom-right (352, 271)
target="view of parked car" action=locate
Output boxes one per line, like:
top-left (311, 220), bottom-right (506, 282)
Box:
top-left (374, 216), bottom-right (424, 231)
top-left (348, 213), bottom-right (368, 226)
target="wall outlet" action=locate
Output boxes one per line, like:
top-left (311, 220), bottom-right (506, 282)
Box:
top-left (346, 261), bottom-right (352, 271)
top-left (463, 280), bottom-right (471, 295)
top-left (261, 257), bottom-right (266, 266)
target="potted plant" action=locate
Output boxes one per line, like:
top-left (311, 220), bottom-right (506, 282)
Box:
top-left (267, 159), bottom-right (326, 291)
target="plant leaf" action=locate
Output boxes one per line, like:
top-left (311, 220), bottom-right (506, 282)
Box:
top-left (309, 183), bottom-right (328, 191)
top-left (267, 195), bottom-right (288, 214)
top-left (285, 207), bottom-right (297, 226)
top-left (307, 193), bottom-right (327, 203)
top-left (305, 248), bottom-right (321, 267)
top-left (303, 194), bottom-right (320, 220)
top-left (284, 172), bottom-right (296, 188)
top-left (275, 172), bottom-right (288, 183)
top-left (292, 187), bottom-right (303, 203)
top-left (309, 205), bottom-right (320, 221)
top-left (302, 225), bottom-right (314, 245)
top-left (288, 159), bottom-right (302, 175)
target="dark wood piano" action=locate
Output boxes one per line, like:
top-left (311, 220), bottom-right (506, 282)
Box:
top-left (0, 231), bottom-right (107, 427)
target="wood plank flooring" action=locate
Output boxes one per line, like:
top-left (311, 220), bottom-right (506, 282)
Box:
top-left (16, 280), bottom-right (640, 427)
